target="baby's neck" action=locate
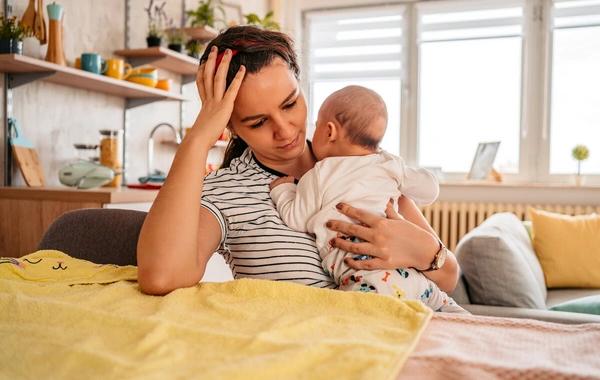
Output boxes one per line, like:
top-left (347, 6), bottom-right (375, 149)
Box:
top-left (329, 143), bottom-right (378, 158)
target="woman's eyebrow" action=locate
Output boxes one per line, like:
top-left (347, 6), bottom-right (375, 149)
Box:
top-left (240, 88), bottom-right (298, 123)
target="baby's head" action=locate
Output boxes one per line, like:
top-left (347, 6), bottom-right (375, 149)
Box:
top-left (311, 85), bottom-right (388, 161)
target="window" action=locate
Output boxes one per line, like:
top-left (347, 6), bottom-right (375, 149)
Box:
top-left (549, 0), bottom-right (600, 175)
top-left (416, 1), bottom-right (525, 174)
top-left (304, 6), bottom-right (405, 155)
top-left (302, 0), bottom-right (600, 184)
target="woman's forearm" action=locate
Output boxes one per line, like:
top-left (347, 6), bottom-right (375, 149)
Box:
top-left (137, 128), bottom-right (215, 295)
top-left (396, 196), bottom-right (459, 292)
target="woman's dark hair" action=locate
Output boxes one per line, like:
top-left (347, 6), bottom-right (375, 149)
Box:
top-left (199, 26), bottom-right (301, 168)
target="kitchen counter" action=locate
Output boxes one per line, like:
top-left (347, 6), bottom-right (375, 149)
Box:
top-left (0, 186), bottom-right (159, 203)
top-left (0, 186), bottom-right (159, 257)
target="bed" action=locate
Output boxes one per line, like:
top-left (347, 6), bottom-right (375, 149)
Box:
top-left (2, 209), bottom-right (599, 380)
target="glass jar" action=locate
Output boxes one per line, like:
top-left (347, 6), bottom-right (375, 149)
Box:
top-left (99, 129), bottom-right (123, 187)
top-left (73, 143), bottom-right (99, 163)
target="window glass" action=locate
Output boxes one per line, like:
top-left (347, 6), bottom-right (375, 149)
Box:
top-left (417, 3), bottom-right (524, 173)
top-left (305, 6), bottom-right (404, 155)
top-left (550, 1), bottom-right (600, 175)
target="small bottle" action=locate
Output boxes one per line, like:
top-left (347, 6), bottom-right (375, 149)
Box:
top-left (99, 130), bottom-right (123, 187)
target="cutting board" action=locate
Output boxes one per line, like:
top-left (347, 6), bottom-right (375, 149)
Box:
top-left (9, 118), bottom-right (46, 187)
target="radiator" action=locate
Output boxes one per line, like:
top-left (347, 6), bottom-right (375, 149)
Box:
top-left (418, 202), bottom-right (600, 252)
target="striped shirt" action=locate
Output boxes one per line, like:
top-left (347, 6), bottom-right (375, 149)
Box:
top-left (201, 148), bottom-right (336, 288)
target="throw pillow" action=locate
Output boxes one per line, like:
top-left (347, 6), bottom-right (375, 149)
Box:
top-left (455, 212), bottom-right (547, 309)
top-left (528, 208), bottom-right (600, 289)
top-left (549, 295), bottom-right (600, 315)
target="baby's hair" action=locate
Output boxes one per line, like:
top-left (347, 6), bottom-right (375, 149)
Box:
top-left (326, 86), bottom-right (388, 151)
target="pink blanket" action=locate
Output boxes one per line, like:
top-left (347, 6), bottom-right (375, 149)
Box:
top-left (398, 313), bottom-right (600, 379)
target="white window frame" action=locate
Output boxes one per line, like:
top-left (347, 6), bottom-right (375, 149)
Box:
top-left (300, 0), bottom-right (600, 185)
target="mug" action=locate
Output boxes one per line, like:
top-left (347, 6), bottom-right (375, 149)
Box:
top-left (105, 59), bottom-right (132, 80)
top-left (81, 53), bottom-right (107, 75)
top-left (74, 57), bottom-right (81, 69)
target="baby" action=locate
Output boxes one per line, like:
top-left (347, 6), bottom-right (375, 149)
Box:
top-left (270, 85), bottom-right (467, 314)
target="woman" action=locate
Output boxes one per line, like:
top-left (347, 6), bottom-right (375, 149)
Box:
top-left (137, 26), bottom-right (458, 295)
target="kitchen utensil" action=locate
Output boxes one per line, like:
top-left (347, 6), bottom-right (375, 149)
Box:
top-left (21, 0), bottom-right (36, 30)
top-left (81, 53), bottom-right (107, 74)
top-left (59, 161), bottom-right (114, 189)
top-left (155, 78), bottom-right (172, 91)
top-left (45, 3), bottom-right (67, 65)
top-left (105, 59), bottom-right (132, 80)
top-left (99, 129), bottom-right (123, 187)
top-left (127, 183), bottom-right (162, 190)
top-left (34, 0), bottom-right (47, 45)
top-left (124, 68), bottom-right (159, 87)
top-left (74, 143), bottom-right (99, 162)
top-left (8, 118), bottom-right (46, 187)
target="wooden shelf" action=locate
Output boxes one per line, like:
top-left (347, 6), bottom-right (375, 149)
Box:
top-left (183, 25), bottom-right (218, 42)
top-left (114, 47), bottom-right (199, 76)
top-left (0, 54), bottom-right (188, 105)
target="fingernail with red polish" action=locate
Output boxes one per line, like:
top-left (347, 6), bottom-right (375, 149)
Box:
top-left (329, 239), bottom-right (336, 247)
top-left (336, 203), bottom-right (343, 210)
top-left (326, 221), bottom-right (332, 228)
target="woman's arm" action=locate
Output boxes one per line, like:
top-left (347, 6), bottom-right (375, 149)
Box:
top-left (326, 198), bottom-right (459, 293)
top-left (137, 48), bottom-right (245, 295)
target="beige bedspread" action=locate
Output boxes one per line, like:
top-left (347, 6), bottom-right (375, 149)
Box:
top-left (398, 312), bottom-right (600, 379)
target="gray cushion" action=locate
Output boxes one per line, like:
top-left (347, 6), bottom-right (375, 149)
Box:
top-left (455, 212), bottom-right (547, 309)
top-left (37, 208), bottom-right (146, 266)
top-left (448, 267), bottom-right (471, 305)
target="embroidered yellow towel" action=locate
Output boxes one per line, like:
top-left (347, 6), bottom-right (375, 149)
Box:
top-left (1, 251), bottom-right (432, 380)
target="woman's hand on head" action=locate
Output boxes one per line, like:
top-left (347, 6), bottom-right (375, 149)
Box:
top-left (326, 200), bottom-right (438, 272)
top-left (192, 46), bottom-right (246, 146)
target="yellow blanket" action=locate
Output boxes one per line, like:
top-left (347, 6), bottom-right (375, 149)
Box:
top-left (0, 251), bottom-right (432, 380)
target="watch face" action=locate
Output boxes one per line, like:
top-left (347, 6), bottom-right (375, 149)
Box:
top-left (437, 247), bottom-right (447, 269)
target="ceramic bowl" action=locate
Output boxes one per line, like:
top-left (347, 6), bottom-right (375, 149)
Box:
top-left (155, 78), bottom-right (172, 91)
top-left (124, 68), bottom-right (158, 87)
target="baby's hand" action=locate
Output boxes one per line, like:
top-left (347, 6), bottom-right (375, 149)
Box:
top-left (269, 176), bottom-right (295, 190)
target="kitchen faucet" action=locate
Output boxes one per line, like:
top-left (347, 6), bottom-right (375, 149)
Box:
top-left (147, 122), bottom-right (182, 175)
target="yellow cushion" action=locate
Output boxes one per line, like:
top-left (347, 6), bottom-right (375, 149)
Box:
top-left (528, 207), bottom-right (600, 288)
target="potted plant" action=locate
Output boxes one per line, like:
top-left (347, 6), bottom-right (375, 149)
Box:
top-left (571, 145), bottom-right (589, 186)
top-left (186, 40), bottom-right (204, 59)
top-left (186, 0), bottom-right (225, 28)
top-left (165, 27), bottom-right (189, 54)
top-left (145, 0), bottom-right (167, 47)
top-left (0, 13), bottom-right (34, 54)
top-left (243, 11), bottom-right (281, 31)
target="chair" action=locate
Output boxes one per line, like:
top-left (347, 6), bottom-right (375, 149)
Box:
top-left (36, 208), bottom-right (147, 266)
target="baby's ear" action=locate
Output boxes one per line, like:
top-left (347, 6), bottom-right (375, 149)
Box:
top-left (327, 121), bottom-right (338, 141)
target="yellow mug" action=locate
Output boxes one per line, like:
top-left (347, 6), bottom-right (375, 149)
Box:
top-left (74, 57), bottom-right (81, 69)
top-left (105, 59), bottom-right (133, 80)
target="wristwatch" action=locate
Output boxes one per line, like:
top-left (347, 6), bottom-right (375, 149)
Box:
top-left (421, 239), bottom-right (447, 272)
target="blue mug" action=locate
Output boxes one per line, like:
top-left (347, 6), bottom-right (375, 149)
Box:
top-left (81, 53), bottom-right (107, 75)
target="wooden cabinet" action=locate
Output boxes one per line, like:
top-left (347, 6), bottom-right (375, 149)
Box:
top-left (0, 187), bottom-right (158, 257)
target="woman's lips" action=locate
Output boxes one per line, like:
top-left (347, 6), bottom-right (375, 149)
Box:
top-left (279, 135), bottom-right (299, 150)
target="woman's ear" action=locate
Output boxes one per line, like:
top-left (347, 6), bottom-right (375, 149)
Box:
top-left (227, 124), bottom-right (237, 139)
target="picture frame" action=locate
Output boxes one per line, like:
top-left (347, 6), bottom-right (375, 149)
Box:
top-left (467, 142), bottom-right (501, 181)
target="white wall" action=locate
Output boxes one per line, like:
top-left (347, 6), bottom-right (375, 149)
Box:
top-left (1, 0), bottom-right (267, 187)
